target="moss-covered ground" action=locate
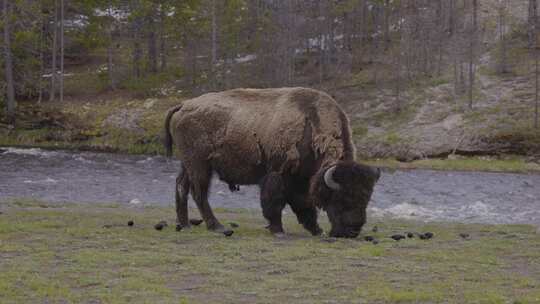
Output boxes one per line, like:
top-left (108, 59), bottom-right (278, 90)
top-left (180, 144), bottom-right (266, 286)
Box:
top-left (0, 97), bottom-right (182, 155)
top-left (1, 199), bottom-right (540, 303)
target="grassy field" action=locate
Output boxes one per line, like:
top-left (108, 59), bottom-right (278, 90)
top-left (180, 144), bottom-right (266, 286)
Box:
top-left (364, 156), bottom-right (540, 174)
top-left (1, 200), bottom-right (540, 303)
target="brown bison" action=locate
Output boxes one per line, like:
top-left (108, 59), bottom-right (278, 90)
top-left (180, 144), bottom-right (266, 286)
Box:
top-left (164, 87), bottom-right (380, 238)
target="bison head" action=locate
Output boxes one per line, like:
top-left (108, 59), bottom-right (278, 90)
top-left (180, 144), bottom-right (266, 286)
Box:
top-left (311, 161), bottom-right (380, 238)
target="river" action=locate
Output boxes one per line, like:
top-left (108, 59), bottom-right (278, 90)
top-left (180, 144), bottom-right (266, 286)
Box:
top-left (1, 147), bottom-right (539, 225)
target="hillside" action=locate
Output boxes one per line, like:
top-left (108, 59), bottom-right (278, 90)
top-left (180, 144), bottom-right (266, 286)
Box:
top-left (335, 0), bottom-right (540, 162)
top-left (1, 0), bottom-right (539, 169)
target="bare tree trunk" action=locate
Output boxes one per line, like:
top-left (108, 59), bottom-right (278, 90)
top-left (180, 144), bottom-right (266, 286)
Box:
top-left (133, 18), bottom-right (142, 78)
top-left (529, 0), bottom-right (538, 49)
top-left (395, 1), bottom-right (402, 112)
top-left (211, 0), bottom-right (217, 89)
top-left (107, 45), bottom-right (115, 89)
top-left (59, 0), bottom-right (65, 103)
top-left (372, 5), bottom-right (381, 87)
top-left (449, 0), bottom-right (456, 36)
top-left (159, 6), bottom-right (166, 71)
top-left (534, 45), bottom-right (539, 129)
top-left (107, 0), bottom-right (116, 90)
top-left (318, 0), bottom-right (325, 85)
top-left (499, 0), bottom-right (508, 74)
top-left (50, 0), bottom-right (58, 102)
top-left (468, 0), bottom-right (477, 109)
top-left (147, 8), bottom-right (158, 74)
top-left (3, 0), bottom-right (15, 124)
top-left (384, 0), bottom-right (391, 50)
top-left (436, 0), bottom-right (444, 76)
top-left (38, 6), bottom-right (45, 104)
top-left (460, 61), bottom-right (465, 94)
top-left (286, 0), bottom-right (295, 85)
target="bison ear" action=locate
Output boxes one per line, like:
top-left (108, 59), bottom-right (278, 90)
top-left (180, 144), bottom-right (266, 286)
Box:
top-left (324, 165), bottom-right (340, 191)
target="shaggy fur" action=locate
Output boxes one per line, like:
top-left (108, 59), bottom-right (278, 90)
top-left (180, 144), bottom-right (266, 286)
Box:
top-left (164, 87), bottom-right (378, 237)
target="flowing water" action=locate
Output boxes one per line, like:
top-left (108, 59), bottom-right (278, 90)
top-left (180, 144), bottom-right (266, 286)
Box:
top-left (1, 147), bottom-right (539, 225)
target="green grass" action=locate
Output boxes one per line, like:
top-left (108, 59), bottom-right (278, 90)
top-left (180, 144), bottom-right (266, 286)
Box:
top-left (1, 199), bottom-right (540, 303)
top-left (364, 155), bottom-right (540, 173)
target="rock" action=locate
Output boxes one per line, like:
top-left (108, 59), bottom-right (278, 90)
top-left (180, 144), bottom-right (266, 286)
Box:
top-left (372, 226), bottom-right (378, 233)
top-left (419, 232), bottom-right (434, 240)
top-left (391, 234), bottom-right (406, 241)
top-left (127, 220), bottom-right (134, 226)
top-left (143, 98), bottom-right (157, 109)
top-left (522, 181), bottom-right (533, 188)
top-left (154, 221), bottom-right (167, 231)
top-left (459, 233), bottom-right (470, 239)
top-left (176, 224), bottom-right (182, 231)
top-left (229, 222), bottom-right (239, 228)
top-left (407, 232), bottom-right (414, 238)
top-left (364, 236), bottom-right (374, 242)
top-left (223, 230), bottom-right (234, 237)
top-left (189, 219), bottom-right (203, 226)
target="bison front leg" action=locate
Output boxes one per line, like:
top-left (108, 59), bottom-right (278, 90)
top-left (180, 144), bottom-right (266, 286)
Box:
top-left (175, 166), bottom-right (191, 228)
top-left (260, 173), bottom-right (287, 235)
top-left (288, 192), bottom-right (322, 236)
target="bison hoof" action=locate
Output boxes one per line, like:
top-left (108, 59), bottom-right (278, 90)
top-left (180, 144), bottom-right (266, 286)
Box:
top-left (208, 223), bottom-right (228, 233)
top-left (310, 226), bottom-right (323, 236)
top-left (223, 230), bottom-right (234, 237)
top-left (265, 224), bottom-right (285, 235)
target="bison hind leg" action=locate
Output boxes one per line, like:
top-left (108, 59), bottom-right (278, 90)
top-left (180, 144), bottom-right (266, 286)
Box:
top-left (175, 166), bottom-right (191, 228)
top-left (260, 173), bottom-right (286, 235)
top-left (187, 161), bottom-right (227, 233)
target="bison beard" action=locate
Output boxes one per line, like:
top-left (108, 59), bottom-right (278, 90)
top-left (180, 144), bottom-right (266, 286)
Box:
top-left (164, 87), bottom-right (380, 237)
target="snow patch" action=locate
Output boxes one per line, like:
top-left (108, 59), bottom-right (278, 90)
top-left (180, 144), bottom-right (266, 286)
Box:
top-left (235, 54), bottom-right (257, 63)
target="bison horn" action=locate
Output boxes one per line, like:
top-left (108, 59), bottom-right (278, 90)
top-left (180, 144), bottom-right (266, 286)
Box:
top-left (324, 166), bottom-right (340, 191)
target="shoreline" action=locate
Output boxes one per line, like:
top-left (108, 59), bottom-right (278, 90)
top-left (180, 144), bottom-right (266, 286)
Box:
top-left (3, 143), bottom-right (539, 174)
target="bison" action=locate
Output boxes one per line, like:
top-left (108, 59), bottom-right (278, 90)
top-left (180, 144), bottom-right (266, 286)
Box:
top-left (164, 87), bottom-right (380, 238)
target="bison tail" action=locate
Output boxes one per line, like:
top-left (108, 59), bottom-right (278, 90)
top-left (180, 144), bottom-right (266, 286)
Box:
top-left (164, 104), bottom-right (183, 157)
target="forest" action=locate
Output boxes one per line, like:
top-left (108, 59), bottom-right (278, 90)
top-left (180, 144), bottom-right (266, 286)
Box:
top-left (1, 0), bottom-right (540, 162)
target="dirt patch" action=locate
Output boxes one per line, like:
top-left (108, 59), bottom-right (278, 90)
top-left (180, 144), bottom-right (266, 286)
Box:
top-left (102, 109), bottom-right (144, 134)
